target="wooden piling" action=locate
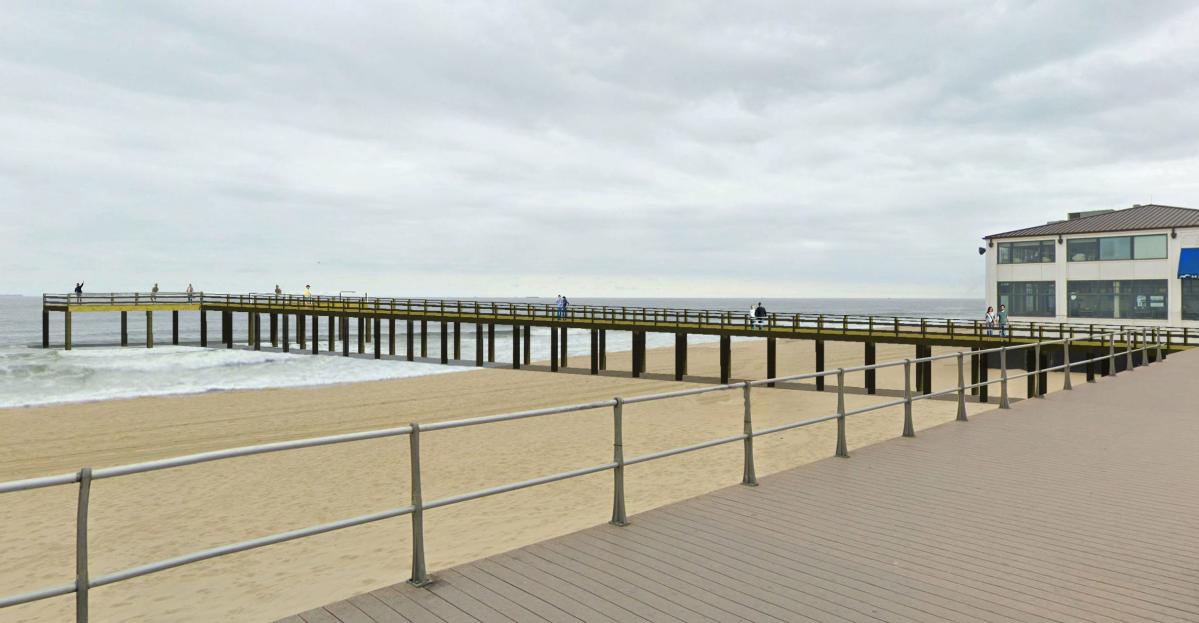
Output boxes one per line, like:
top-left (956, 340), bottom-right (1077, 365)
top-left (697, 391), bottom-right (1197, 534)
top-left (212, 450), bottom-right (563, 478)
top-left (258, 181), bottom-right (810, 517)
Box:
top-left (922, 345), bottom-right (932, 395)
top-left (978, 351), bottom-right (989, 403)
top-left (327, 316), bottom-right (334, 352)
top-left (560, 327), bottom-right (568, 367)
top-left (674, 333), bottom-right (687, 381)
top-left (1038, 352), bottom-right (1049, 396)
top-left (420, 320), bottom-right (427, 358)
top-left (120, 311), bottom-right (128, 346)
top-left (523, 325), bottom-right (531, 365)
top-left (970, 346), bottom-right (979, 396)
top-left (357, 317), bottom-right (365, 354)
top-left (475, 323), bottom-right (484, 367)
top-left (172, 310), bottom-right (179, 345)
top-left (375, 318), bottom-right (382, 359)
top-left (407, 320), bottom-right (415, 361)
top-left (550, 325), bottom-right (559, 371)
top-left (311, 315), bottom-right (319, 354)
top-left (719, 335), bottom-right (731, 384)
top-left (389, 319), bottom-right (396, 356)
top-left (282, 313), bottom-right (289, 353)
top-left (815, 340), bottom-right (825, 391)
top-left (599, 329), bottom-right (607, 370)
top-left (512, 324), bottom-right (521, 369)
top-left (200, 311), bottom-right (207, 347)
top-left (1026, 349), bottom-right (1036, 398)
top-left (590, 329), bottom-right (599, 375)
top-left (298, 314), bottom-right (305, 350)
top-left (271, 314), bottom-right (278, 347)
top-left (42, 309), bottom-right (50, 348)
top-left (342, 317), bottom-right (350, 357)
top-left (487, 323), bottom-right (495, 362)
top-left (453, 321), bottom-right (461, 361)
top-left (768, 338), bottom-right (778, 388)
top-left (440, 321), bottom-right (448, 364)
top-left (64, 310), bottom-right (72, 351)
top-left (253, 314), bottom-right (261, 351)
top-left (864, 342), bottom-right (875, 394)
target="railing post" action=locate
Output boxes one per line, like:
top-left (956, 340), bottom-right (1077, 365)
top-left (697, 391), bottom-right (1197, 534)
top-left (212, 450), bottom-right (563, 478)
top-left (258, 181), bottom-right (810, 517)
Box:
top-left (956, 352), bottom-right (967, 422)
top-left (1157, 332), bottom-right (1164, 362)
top-left (76, 467), bottom-right (92, 623)
top-left (835, 369), bottom-right (848, 457)
top-left (742, 382), bottom-right (758, 486)
top-left (1110, 334), bottom-right (1118, 376)
top-left (408, 423), bottom-right (431, 587)
top-left (1063, 339), bottom-right (1072, 390)
top-left (610, 398), bottom-right (629, 526)
top-left (902, 359), bottom-right (914, 437)
top-left (999, 347), bottom-right (1010, 409)
top-left (1033, 343), bottom-right (1042, 398)
top-left (1126, 332), bottom-right (1133, 371)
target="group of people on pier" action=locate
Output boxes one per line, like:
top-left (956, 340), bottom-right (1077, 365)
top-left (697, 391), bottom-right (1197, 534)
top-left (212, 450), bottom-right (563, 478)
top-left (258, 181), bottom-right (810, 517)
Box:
top-left (984, 304), bottom-right (1008, 336)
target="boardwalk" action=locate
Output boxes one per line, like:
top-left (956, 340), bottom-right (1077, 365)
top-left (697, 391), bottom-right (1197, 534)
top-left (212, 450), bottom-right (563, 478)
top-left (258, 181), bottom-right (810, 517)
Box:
top-left (288, 349), bottom-right (1199, 623)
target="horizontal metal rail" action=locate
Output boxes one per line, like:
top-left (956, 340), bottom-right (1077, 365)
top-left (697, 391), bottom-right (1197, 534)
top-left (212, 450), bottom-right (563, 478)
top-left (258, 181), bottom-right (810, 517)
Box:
top-left (0, 328), bottom-right (1166, 620)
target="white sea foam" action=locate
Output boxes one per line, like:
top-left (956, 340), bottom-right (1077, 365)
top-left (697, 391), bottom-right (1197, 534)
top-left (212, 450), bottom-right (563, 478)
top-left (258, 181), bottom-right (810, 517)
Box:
top-left (0, 346), bottom-right (470, 408)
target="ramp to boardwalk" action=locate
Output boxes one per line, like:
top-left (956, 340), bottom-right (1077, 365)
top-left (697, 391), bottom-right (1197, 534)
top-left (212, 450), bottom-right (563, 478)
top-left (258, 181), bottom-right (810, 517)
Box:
top-left (287, 351), bottom-right (1199, 623)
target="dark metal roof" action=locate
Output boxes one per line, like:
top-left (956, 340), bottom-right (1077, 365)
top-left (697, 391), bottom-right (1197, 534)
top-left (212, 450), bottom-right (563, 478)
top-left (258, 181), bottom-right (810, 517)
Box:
top-left (985, 204), bottom-right (1199, 239)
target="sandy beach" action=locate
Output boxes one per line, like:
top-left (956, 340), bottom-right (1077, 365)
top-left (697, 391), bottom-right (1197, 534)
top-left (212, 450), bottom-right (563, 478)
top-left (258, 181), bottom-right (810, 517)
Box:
top-left (0, 338), bottom-right (1050, 623)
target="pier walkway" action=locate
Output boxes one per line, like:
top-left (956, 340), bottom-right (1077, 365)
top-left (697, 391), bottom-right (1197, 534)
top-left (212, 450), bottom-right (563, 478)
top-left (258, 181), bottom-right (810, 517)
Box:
top-left (289, 349), bottom-right (1199, 623)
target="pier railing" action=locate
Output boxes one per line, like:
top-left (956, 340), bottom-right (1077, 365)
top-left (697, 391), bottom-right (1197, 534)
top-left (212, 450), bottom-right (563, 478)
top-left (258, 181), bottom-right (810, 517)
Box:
top-left (0, 328), bottom-right (1166, 621)
top-left (42, 292), bottom-right (1199, 347)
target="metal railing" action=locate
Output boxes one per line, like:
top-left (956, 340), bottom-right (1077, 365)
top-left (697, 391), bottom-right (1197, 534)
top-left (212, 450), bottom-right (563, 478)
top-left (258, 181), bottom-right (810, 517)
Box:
top-left (42, 292), bottom-right (1199, 348)
top-left (0, 327), bottom-right (1167, 621)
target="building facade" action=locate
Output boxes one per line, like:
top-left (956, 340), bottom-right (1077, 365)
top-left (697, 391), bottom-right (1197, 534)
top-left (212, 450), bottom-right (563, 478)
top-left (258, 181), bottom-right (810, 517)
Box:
top-left (984, 204), bottom-right (1199, 328)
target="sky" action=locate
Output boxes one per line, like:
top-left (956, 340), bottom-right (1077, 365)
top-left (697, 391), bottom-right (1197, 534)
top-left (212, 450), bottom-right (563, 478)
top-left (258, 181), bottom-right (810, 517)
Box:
top-left (2, 1), bottom-right (1198, 298)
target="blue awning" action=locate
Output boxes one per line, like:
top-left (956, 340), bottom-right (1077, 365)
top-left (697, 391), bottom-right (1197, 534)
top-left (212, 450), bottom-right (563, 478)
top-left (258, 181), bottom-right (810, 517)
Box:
top-left (1180, 248), bottom-right (1199, 279)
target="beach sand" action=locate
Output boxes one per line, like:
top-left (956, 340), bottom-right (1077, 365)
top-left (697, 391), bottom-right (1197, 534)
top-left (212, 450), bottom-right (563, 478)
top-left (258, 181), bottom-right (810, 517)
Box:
top-left (0, 338), bottom-right (1057, 622)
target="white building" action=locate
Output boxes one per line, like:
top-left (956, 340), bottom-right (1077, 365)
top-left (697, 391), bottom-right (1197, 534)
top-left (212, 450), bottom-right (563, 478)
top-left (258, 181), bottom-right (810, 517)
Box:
top-left (984, 204), bottom-right (1199, 328)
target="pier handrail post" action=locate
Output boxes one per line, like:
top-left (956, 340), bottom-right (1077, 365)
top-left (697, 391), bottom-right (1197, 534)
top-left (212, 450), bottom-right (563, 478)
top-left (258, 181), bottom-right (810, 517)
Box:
top-left (1157, 332), bottom-right (1164, 362)
top-left (408, 423), bottom-right (431, 587)
top-left (902, 359), bottom-right (915, 437)
top-left (610, 398), bottom-right (629, 526)
top-left (1033, 342), bottom-right (1042, 398)
top-left (1110, 334), bottom-right (1118, 376)
top-left (742, 382), bottom-right (758, 486)
top-left (1126, 332), bottom-right (1134, 371)
top-left (956, 352), bottom-right (968, 421)
top-left (835, 369), bottom-right (849, 457)
top-left (75, 467), bottom-right (92, 623)
top-left (1063, 339), bottom-right (1072, 390)
top-left (999, 347), bottom-right (1010, 409)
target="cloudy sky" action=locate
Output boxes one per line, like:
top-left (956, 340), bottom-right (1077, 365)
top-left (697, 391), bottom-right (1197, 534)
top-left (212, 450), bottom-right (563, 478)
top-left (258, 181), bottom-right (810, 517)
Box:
top-left (2, 1), bottom-right (1197, 298)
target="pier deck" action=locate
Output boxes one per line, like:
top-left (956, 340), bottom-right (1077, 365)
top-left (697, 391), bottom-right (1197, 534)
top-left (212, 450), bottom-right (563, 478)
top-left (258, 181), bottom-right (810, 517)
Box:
top-left (289, 349), bottom-right (1199, 623)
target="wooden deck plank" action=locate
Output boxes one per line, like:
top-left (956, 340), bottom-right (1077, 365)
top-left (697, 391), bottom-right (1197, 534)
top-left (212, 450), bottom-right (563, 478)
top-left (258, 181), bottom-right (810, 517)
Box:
top-left (283, 350), bottom-right (1199, 623)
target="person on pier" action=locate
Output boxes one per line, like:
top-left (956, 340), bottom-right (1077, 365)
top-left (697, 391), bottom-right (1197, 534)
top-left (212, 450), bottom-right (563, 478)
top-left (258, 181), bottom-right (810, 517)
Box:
top-left (186, 283), bottom-right (194, 302)
top-left (74, 281), bottom-right (84, 302)
top-left (151, 283), bottom-right (159, 301)
top-left (998, 304), bottom-right (1008, 337)
top-left (303, 284), bottom-right (312, 297)
top-left (753, 302), bottom-right (768, 328)
top-left (984, 306), bottom-right (996, 336)
top-left (275, 284), bottom-right (282, 296)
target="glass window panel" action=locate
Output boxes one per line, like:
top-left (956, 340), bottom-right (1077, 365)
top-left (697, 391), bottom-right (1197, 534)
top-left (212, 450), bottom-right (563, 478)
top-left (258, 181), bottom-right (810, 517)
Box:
top-left (1118, 280), bottom-right (1168, 319)
top-left (1067, 238), bottom-right (1098, 262)
top-left (997, 243), bottom-right (1011, 264)
top-left (1184, 280), bottom-right (1199, 321)
top-left (1068, 281), bottom-right (1115, 318)
top-left (1099, 237), bottom-right (1131, 260)
top-left (1133, 235), bottom-right (1167, 259)
top-left (997, 281), bottom-right (1055, 317)
top-left (1068, 280), bottom-right (1167, 319)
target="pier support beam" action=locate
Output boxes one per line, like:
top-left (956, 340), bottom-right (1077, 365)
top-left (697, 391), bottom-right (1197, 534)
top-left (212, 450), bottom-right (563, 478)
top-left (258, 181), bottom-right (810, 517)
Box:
top-left (64, 310), bottom-right (72, 350)
top-left (420, 320), bottom-right (427, 358)
top-left (312, 315), bottom-right (319, 354)
top-left (43, 309), bottom-right (49, 348)
top-left (271, 314), bottom-right (278, 347)
top-left (121, 311), bottom-right (128, 346)
top-left (1086, 354), bottom-right (1095, 383)
top-left (523, 325), bottom-right (531, 366)
top-left (550, 325), bottom-right (559, 371)
top-left (365, 318), bottom-right (371, 344)
top-left (357, 317), bottom-right (365, 354)
top-left (923, 345), bottom-right (932, 395)
top-left (970, 347), bottom-right (979, 396)
top-left (476, 324), bottom-right (484, 367)
top-left (512, 324), bottom-right (521, 369)
top-left (328, 316), bottom-right (334, 352)
top-left (600, 330), bottom-right (607, 369)
top-left (282, 313), bottom-right (289, 353)
top-left (298, 314), bottom-right (305, 351)
top-left (342, 317), bottom-right (350, 357)
top-left (200, 312), bottom-right (207, 347)
top-left (1026, 350), bottom-right (1036, 398)
top-left (767, 337), bottom-right (778, 387)
top-left (253, 314), bottom-right (261, 351)
top-left (864, 342), bottom-right (875, 394)
top-left (440, 321), bottom-right (448, 364)
top-left (389, 319), bottom-right (396, 356)
top-left (719, 335), bottom-right (731, 384)
top-left (559, 327), bottom-right (568, 367)
top-left (674, 333), bottom-right (687, 381)
top-left (407, 320), bottom-right (415, 361)
top-left (1038, 352), bottom-right (1048, 396)
top-left (172, 311), bottom-right (179, 345)
top-left (632, 331), bottom-right (645, 378)
top-left (375, 318), bottom-right (382, 359)
top-left (453, 322), bottom-right (461, 361)
top-left (487, 323), bottom-right (495, 362)
top-left (815, 340), bottom-right (825, 391)
top-left (590, 329), bottom-right (599, 375)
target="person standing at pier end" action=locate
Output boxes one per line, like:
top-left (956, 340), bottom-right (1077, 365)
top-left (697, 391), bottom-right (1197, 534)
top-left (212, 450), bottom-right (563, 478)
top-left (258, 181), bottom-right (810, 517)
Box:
top-left (754, 302), bottom-right (768, 328)
top-left (556, 295), bottom-right (569, 318)
top-left (186, 283), bottom-right (194, 302)
top-left (303, 284), bottom-right (312, 297)
top-left (275, 284), bottom-right (282, 296)
top-left (151, 283), bottom-right (159, 301)
top-left (998, 304), bottom-right (1008, 337)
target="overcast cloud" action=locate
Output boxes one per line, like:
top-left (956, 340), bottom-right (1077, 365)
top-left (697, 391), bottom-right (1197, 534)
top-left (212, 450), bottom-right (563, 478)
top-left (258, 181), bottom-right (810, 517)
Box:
top-left (2, 1), bottom-right (1198, 297)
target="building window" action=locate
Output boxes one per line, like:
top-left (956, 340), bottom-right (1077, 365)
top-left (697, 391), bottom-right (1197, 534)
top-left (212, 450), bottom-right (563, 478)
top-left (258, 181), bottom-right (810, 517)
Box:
top-left (997, 240), bottom-right (1055, 264)
top-left (1068, 280), bottom-right (1168, 320)
top-left (1184, 280), bottom-right (1199, 321)
top-left (1067, 234), bottom-right (1168, 262)
top-left (997, 281), bottom-right (1055, 317)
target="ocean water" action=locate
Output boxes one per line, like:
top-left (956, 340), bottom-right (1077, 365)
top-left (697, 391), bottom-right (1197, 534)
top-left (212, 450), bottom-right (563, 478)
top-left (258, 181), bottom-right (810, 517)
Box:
top-left (0, 295), bottom-right (982, 408)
